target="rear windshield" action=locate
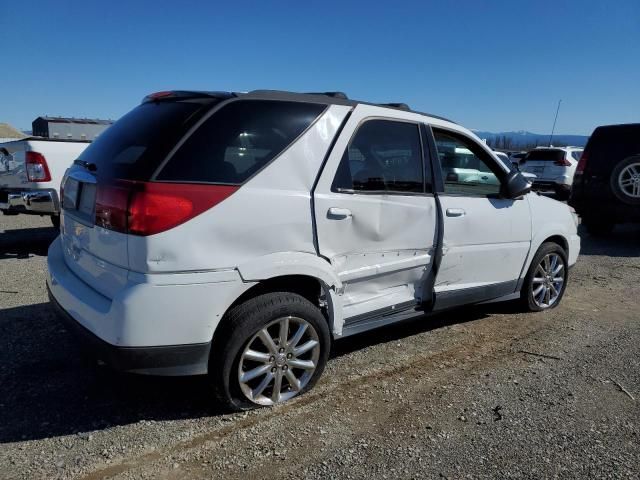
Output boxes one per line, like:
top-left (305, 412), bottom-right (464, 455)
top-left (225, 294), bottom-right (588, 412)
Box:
top-left (155, 100), bottom-right (326, 184)
top-left (523, 150), bottom-right (564, 162)
top-left (77, 99), bottom-right (216, 181)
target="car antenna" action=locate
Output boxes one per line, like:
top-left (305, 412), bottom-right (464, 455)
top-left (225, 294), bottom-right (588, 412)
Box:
top-left (548, 99), bottom-right (562, 147)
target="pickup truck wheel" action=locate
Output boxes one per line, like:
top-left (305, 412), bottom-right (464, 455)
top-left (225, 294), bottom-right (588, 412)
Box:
top-left (521, 242), bottom-right (568, 312)
top-left (611, 155), bottom-right (640, 205)
top-left (51, 215), bottom-right (60, 229)
top-left (210, 292), bottom-right (330, 411)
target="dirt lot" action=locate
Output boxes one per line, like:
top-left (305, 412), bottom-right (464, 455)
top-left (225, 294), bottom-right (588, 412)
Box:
top-left (0, 213), bottom-right (638, 480)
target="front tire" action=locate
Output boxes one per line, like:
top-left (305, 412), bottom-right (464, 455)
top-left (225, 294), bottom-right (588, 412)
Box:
top-left (521, 242), bottom-right (568, 312)
top-left (210, 292), bottom-right (330, 411)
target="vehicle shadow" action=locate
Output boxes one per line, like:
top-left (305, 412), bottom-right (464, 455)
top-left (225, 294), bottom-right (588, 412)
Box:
top-left (0, 227), bottom-right (58, 259)
top-left (0, 300), bottom-right (516, 443)
top-left (578, 224), bottom-right (640, 258)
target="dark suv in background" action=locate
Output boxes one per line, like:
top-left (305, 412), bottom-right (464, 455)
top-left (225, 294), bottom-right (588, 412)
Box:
top-left (570, 123), bottom-right (640, 234)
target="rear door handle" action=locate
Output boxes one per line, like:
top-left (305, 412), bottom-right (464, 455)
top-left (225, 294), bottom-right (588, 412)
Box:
top-left (328, 207), bottom-right (352, 219)
top-left (446, 208), bottom-right (466, 217)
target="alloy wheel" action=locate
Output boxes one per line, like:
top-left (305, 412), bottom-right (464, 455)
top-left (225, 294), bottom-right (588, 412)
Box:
top-left (531, 253), bottom-right (565, 308)
top-left (618, 162), bottom-right (640, 198)
top-left (238, 316), bottom-right (320, 406)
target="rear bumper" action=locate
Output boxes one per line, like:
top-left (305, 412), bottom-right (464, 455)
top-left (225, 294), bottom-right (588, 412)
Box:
top-left (568, 233), bottom-right (580, 267)
top-left (531, 180), bottom-right (571, 192)
top-left (48, 284), bottom-right (210, 376)
top-left (0, 188), bottom-right (59, 214)
top-left (46, 237), bottom-right (249, 376)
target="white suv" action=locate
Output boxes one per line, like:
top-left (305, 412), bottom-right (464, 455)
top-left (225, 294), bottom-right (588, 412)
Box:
top-left (518, 146), bottom-right (584, 199)
top-left (47, 90), bottom-right (580, 410)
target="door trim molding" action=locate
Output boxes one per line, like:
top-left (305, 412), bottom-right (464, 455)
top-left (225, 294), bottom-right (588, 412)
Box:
top-left (433, 280), bottom-right (519, 312)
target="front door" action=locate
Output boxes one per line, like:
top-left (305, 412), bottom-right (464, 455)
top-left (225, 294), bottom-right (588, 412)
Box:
top-left (430, 127), bottom-right (532, 308)
top-left (314, 107), bottom-right (437, 321)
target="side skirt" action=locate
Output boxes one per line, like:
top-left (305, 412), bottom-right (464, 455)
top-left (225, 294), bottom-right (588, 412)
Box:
top-left (340, 301), bottom-right (424, 338)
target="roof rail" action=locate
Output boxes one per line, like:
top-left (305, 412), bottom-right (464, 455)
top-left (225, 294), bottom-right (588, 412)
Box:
top-left (379, 102), bottom-right (410, 111)
top-left (305, 91), bottom-right (349, 99)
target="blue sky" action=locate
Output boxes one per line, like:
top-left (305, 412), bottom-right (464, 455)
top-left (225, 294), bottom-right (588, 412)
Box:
top-left (1, 0), bottom-right (638, 135)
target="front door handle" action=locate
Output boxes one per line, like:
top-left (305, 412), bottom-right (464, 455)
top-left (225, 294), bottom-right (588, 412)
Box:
top-left (446, 208), bottom-right (466, 217)
top-left (328, 207), bottom-right (353, 219)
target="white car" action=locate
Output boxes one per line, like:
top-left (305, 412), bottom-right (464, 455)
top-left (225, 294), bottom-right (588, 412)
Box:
top-left (47, 90), bottom-right (580, 410)
top-left (1, 139), bottom-right (90, 227)
top-left (518, 146), bottom-right (584, 199)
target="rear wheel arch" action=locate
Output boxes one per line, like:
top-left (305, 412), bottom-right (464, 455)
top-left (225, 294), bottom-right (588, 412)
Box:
top-left (212, 273), bottom-right (342, 358)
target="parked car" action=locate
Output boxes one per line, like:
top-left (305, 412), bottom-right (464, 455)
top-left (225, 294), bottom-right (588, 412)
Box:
top-left (493, 151), bottom-right (510, 164)
top-left (509, 151), bottom-right (527, 166)
top-left (570, 123), bottom-right (640, 234)
top-left (0, 139), bottom-right (90, 227)
top-left (517, 146), bottom-right (583, 200)
top-left (47, 90), bottom-right (580, 410)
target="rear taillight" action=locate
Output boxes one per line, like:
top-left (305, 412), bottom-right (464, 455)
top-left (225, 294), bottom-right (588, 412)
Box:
top-left (25, 152), bottom-right (51, 182)
top-left (95, 181), bottom-right (238, 236)
top-left (554, 156), bottom-right (572, 167)
top-left (576, 151), bottom-right (588, 173)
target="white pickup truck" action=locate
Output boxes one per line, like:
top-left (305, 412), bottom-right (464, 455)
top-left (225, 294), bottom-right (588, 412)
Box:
top-left (0, 138), bottom-right (89, 227)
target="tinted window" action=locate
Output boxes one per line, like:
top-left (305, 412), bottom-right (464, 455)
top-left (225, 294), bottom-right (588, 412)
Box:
top-left (523, 150), bottom-right (565, 162)
top-left (571, 151), bottom-right (583, 161)
top-left (332, 120), bottom-right (425, 193)
top-left (156, 101), bottom-right (325, 184)
top-left (434, 129), bottom-right (502, 196)
top-left (78, 99), bottom-right (215, 181)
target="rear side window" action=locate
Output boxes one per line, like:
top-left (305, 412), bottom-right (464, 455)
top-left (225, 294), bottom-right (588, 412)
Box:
top-left (523, 150), bottom-right (564, 162)
top-left (332, 120), bottom-right (425, 194)
top-left (571, 151), bottom-right (583, 161)
top-left (78, 100), bottom-right (215, 181)
top-left (156, 101), bottom-right (326, 184)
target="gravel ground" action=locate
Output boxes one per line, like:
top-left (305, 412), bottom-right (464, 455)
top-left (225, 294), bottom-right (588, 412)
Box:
top-left (0, 213), bottom-right (639, 480)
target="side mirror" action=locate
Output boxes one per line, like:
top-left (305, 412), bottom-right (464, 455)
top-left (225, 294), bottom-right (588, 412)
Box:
top-left (501, 170), bottom-right (531, 199)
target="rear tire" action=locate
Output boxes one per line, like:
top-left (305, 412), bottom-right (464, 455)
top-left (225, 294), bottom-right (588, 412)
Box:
top-left (583, 216), bottom-right (614, 236)
top-left (520, 242), bottom-right (568, 312)
top-left (210, 292), bottom-right (330, 412)
top-left (554, 187), bottom-right (571, 201)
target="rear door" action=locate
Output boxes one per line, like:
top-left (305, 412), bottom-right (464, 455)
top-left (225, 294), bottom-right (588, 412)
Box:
top-left (314, 106), bottom-right (437, 320)
top-left (430, 127), bottom-right (531, 308)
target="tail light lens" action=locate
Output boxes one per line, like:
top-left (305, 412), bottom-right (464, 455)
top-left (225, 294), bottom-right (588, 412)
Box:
top-left (26, 152), bottom-right (51, 182)
top-left (95, 181), bottom-right (238, 236)
top-left (554, 156), bottom-right (572, 167)
top-left (576, 152), bottom-right (588, 173)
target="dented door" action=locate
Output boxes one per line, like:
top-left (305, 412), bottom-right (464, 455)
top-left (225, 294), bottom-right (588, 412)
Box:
top-left (313, 106), bottom-right (437, 320)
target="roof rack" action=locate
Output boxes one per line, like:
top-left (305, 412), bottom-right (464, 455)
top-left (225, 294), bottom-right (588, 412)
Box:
top-left (379, 102), bottom-right (410, 111)
top-left (305, 91), bottom-right (349, 99)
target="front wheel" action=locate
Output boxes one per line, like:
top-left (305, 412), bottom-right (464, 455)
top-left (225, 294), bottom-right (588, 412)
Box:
top-left (521, 242), bottom-right (569, 312)
top-left (210, 292), bottom-right (330, 411)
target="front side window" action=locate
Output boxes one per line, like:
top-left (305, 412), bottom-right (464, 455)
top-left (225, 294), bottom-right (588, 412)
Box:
top-left (156, 100), bottom-right (326, 184)
top-left (433, 129), bottom-right (502, 196)
top-left (332, 120), bottom-right (424, 194)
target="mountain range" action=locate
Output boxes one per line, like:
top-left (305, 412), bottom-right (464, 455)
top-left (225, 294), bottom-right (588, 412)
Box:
top-left (473, 130), bottom-right (589, 148)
